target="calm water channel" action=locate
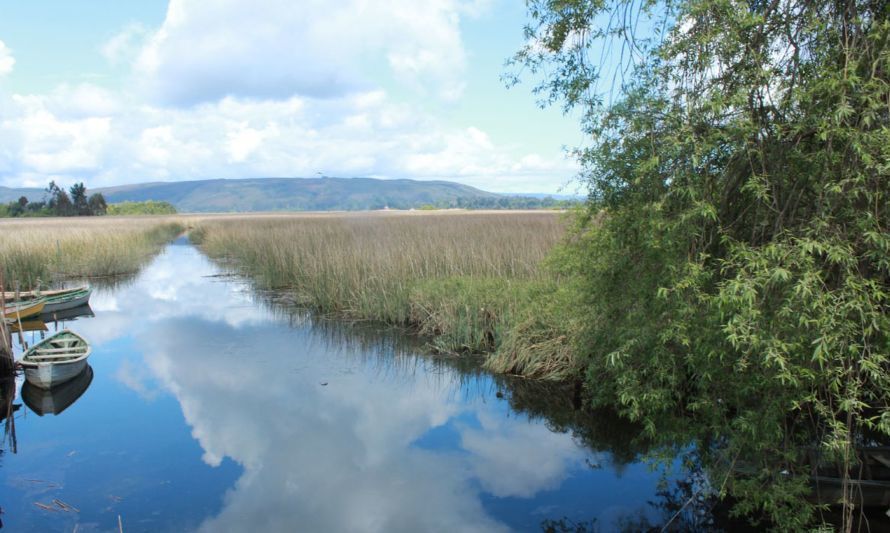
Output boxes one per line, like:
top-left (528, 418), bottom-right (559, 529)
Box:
top-left (2, 240), bottom-right (694, 532)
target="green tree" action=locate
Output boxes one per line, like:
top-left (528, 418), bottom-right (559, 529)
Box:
top-left (46, 181), bottom-right (74, 216)
top-left (513, 0), bottom-right (890, 528)
top-left (106, 200), bottom-right (177, 215)
top-left (88, 193), bottom-right (108, 215)
top-left (70, 182), bottom-right (89, 215)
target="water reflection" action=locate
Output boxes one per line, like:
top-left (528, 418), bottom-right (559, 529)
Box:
top-left (22, 366), bottom-right (93, 417)
top-left (8, 304), bottom-right (94, 336)
top-left (1, 244), bottom-right (689, 531)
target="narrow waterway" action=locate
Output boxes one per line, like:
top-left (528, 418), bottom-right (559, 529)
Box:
top-left (1, 240), bottom-right (691, 532)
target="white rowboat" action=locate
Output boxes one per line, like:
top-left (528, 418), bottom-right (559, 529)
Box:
top-left (19, 330), bottom-right (91, 389)
top-left (41, 288), bottom-right (92, 314)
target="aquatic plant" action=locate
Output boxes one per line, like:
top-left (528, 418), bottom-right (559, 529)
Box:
top-left (0, 216), bottom-right (184, 286)
top-left (192, 211), bottom-right (576, 378)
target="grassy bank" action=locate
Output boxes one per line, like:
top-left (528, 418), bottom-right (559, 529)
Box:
top-left (0, 216), bottom-right (184, 286)
top-left (193, 211), bottom-right (579, 379)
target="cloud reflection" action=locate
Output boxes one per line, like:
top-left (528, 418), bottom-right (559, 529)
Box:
top-left (67, 245), bottom-right (608, 531)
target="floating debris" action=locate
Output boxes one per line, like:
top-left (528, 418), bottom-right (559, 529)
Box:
top-left (52, 498), bottom-right (79, 513)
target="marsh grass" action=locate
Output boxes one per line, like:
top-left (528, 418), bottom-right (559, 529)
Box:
top-left (194, 211), bottom-right (580, 379)
top-left (0, 216), bottom-right (184, 287)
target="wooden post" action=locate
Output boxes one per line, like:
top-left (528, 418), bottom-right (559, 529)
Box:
top-left (0, 273), bottom-right (13, 373)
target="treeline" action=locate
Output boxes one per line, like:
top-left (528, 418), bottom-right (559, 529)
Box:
top-left (107, 201), bottom-right (177, 215)
top-left (433, 196), bottom-right (579, 210)
top-left (0, 181), bottom-right (107, 217)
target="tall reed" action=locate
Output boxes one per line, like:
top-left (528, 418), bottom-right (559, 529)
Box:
top-left (194, 211), bottom-right (579, 379)
top-left (0, 216), bottom-right (184, 287)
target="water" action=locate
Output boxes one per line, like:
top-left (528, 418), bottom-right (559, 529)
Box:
top-left (1, 242), bottom-right (688, 532)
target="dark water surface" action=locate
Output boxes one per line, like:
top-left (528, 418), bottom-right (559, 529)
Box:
top-left (1, 243), bottom-right (688, 532)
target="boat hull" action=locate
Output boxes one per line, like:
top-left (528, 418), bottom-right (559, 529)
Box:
top-left (41, 290), bottom-right (92, 314)
top-left (1, 286), bottom-right (87, 301)
top-left (23, 358), bottom-right (89, 389)
top-left (2, 300), bottom-right (45, 320)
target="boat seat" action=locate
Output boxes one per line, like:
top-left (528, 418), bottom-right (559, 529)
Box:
top-left (33, 347), bottom-right (87, 355)
top-left (27, 353), bottom-right (85, 361)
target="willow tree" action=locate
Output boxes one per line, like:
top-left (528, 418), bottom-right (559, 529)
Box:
top-left (512, 0), bottom-right (890, 528)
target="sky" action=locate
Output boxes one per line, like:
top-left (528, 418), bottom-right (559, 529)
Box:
top-left (0, 0), bottom-right (584, 194)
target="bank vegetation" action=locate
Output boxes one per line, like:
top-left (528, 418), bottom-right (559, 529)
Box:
top-left (191, 211), bottom-right (580, 379)
top-left (0, 217), bottom-right (184, 286)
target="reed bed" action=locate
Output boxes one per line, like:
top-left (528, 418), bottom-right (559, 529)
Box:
top-left (0, 216), bottom-right (184, 287)
top-left (193, 211), bottom-right (581, 379)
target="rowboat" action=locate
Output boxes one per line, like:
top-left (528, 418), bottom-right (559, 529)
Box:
top-left (19, 329), bottom-right (91, 389)
top-left (40, 288), bottom-right (92, 314)
top-left (1, 286), bottom-right (87, 301)
top-left (2, 286), bottom-right (92, 314)
top-left (22, 365), bottom-right (93, 416)
top-left (2, 300), bottom-right (45, 321)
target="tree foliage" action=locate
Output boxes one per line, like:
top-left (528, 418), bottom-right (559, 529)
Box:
top-left (513, 0), bottom-right (890, 527)
top-left (2, 182), bottom-right (107, 217)
top-left (106, 200), bottom-right (177, 216)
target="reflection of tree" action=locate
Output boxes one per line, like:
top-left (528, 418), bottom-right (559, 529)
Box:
top-left (498, 378), bottom-right (654, 467)
top-left (540, 460), bottom-right (763, 532)
top-left (541, 517), bottom-right (597, 532)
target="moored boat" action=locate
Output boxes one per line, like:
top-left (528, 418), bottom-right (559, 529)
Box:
top-left (1, 286), bottom-right (87, 301)
top-left (2, 299), bottom-right (45, 321)
top-left (19, 329), bottom-right (91, 389)
top-left (3, 286), bottom-right (92, 314)
top-left (40, 287), bottom-right (92, 314)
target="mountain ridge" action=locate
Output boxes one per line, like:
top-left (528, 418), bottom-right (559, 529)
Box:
top-left (1, 177), bottom-right (513, 212)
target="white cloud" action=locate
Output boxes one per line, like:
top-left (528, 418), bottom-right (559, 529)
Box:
top-left (17, 108), bottom-right (112, 174)
top-left (128, 0), bottom-right (475, 106)
top-left (226, 122), bottom-right (277, 163)
top-left (0, 86), bottom-right (574, 193)
top-left (0, 1), bottom-right (578, 194)
top-left (0, 40), bottom-right (15, 76)
top-left (102, 23), bottom-right (150, 66)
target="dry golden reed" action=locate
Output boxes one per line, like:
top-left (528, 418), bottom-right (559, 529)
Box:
top-left (194, 211), bottom-right (579, 379)
top-left (0, 216), bottom-right (184, 287)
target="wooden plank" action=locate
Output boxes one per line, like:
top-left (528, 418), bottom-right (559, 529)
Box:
top-left (26, 354), bottom-right (85, 361)
top-left (32, 347), bottom-right (86, 355)
top-left (48, 339), bottom-right (80, 346)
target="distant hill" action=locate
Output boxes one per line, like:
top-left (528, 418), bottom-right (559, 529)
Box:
top-left (0, 186), bottom-right (44, 203)
top-left (0, 177), bottom-right (577, 213)
top-left (86, 177), bottom-right (501, 212)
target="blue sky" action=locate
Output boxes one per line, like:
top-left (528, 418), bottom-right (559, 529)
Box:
top-left (0, 0), bottom-right (582, 193)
